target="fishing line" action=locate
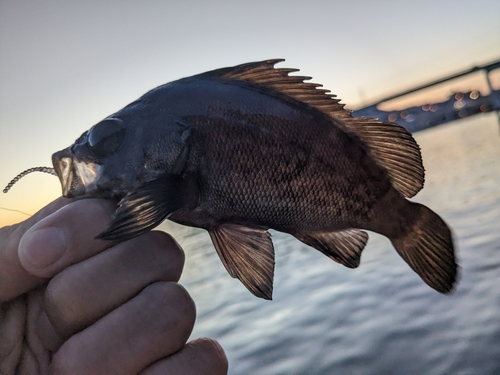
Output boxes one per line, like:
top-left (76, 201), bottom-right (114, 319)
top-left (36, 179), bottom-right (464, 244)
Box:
top-left (3, 167), bottom-right (57, 193)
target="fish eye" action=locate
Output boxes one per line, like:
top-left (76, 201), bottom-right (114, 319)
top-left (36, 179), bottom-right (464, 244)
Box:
top-left (87, 118), bottom-right (126, 158)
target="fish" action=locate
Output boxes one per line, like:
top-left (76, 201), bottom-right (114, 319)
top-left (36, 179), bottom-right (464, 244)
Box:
top-left (5, 59), bottom-right (457, 299)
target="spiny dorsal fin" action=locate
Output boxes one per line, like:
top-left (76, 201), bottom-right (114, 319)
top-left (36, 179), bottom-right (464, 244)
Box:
top-left (208, 59), bottom-right (424, 198)
top-left (206, 59), bottom-right (351, 119)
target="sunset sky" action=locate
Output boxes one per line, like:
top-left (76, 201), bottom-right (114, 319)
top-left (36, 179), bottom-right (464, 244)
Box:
top-left (1, 0), bottom-right (499, 226)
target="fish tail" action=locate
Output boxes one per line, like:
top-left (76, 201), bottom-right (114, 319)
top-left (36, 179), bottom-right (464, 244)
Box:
top-left (390, 202), bottom-right (457, 293)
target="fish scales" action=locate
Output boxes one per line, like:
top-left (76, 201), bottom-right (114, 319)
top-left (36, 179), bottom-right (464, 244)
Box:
top-left (153, 77), bottom-right (388, 230)
top-left (8, 59), bottom-right (456, 300)
top-left (184, 114), bottom-right (386, 233)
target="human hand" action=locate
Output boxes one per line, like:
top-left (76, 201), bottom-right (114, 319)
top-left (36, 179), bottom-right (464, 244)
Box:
top-left (0, 197), bottom-right (228, 374)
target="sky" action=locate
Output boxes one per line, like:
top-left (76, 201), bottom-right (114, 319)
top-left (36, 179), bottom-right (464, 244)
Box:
top-left (1, 0), bottom-right (499, 226)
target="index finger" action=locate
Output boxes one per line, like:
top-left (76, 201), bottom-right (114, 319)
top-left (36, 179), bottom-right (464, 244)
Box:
top-left (0, 197), bottom-right (72, 302)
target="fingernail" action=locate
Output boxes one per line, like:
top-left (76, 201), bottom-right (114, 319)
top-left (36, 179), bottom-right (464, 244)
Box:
top-left (20, 227), bottom-right (67, 269)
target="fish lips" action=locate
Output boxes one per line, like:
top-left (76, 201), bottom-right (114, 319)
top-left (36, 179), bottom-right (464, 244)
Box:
top-left (52, 147), bottom-right (88, 198)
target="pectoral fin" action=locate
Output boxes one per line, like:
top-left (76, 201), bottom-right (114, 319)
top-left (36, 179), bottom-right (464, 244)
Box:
top-left (209, 224), bottom-right (275, 300)
top-left (294, 229), bottom-right (368, 268)
top-left (97, 173), bottom-right (198, 242)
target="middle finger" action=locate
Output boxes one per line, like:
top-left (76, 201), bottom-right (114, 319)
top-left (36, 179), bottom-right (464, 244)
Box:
top-left (52, 281), bottom-right (195, 375)
top-left (40, 230), bottom-right (184, 342)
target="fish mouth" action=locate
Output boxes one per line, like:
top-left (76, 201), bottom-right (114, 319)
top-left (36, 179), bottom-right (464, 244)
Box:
top-left (52, 148), bottom-right (100, 198)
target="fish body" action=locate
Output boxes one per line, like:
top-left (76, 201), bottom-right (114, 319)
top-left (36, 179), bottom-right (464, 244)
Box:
top-left (51, 60), bottom-right (457, 299)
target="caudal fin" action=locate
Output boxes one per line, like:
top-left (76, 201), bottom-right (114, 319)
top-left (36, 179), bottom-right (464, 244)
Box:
top-left (391, 202), bottom-right (457, 294)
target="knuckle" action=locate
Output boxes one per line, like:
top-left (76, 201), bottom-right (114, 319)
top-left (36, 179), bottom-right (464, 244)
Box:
top-left (191, 337), bottom-right (229, 372)
top-left (44, 272), bottom-right (81, 336)
top-left (141, 281), bottom-right (195, 335)
top-left (50, 340), bottom-right (86, 375)
top-left (137, 231), bottom-right (185, 281)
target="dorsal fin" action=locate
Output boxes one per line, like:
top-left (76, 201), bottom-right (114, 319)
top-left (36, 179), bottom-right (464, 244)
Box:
top-left (341, 117), bottom-right (424, 197)
top-left (206, 59), bottom-right (424, 198)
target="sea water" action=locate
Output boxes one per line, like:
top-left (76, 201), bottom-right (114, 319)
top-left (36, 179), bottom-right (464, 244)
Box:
top-left (160, 113), bottom-right (500, 374)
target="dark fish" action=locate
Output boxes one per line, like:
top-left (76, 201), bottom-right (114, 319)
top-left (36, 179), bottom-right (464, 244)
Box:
top-left (8, 60), bottom-right (458, 299)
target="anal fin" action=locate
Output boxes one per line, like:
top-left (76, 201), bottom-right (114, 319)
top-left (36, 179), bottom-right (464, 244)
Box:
top-left (209, 224), bottom-right (275, 300)
top-left (294, 229), bottom-right (368, 268)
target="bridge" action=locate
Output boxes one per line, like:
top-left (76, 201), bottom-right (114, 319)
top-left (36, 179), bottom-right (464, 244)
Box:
top-left (353, 58), bottom-right (500, 132)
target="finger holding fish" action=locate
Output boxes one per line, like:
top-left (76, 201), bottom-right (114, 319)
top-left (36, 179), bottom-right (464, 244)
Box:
top-left (0, 197), bottom-right (72, 302)
top-left (0, 197), bottom-right (224, 375)
top-left (39, 230), bottom-right (184, 346)
top-left (49, 282), bottom-right (196, 375)
top-left (17, 199), bottom-right (116, 278)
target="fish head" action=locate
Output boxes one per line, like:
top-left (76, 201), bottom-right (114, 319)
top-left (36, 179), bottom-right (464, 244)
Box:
top-left (52, 117), bottom-right (133, 199)
top-left (52, 114), bottom-right (191, 200)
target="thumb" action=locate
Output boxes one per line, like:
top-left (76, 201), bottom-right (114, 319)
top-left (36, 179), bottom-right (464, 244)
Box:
top-left (17, 198), bottom-right (116, 278)
top-left (0, 197), bottom-right (73, 302)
